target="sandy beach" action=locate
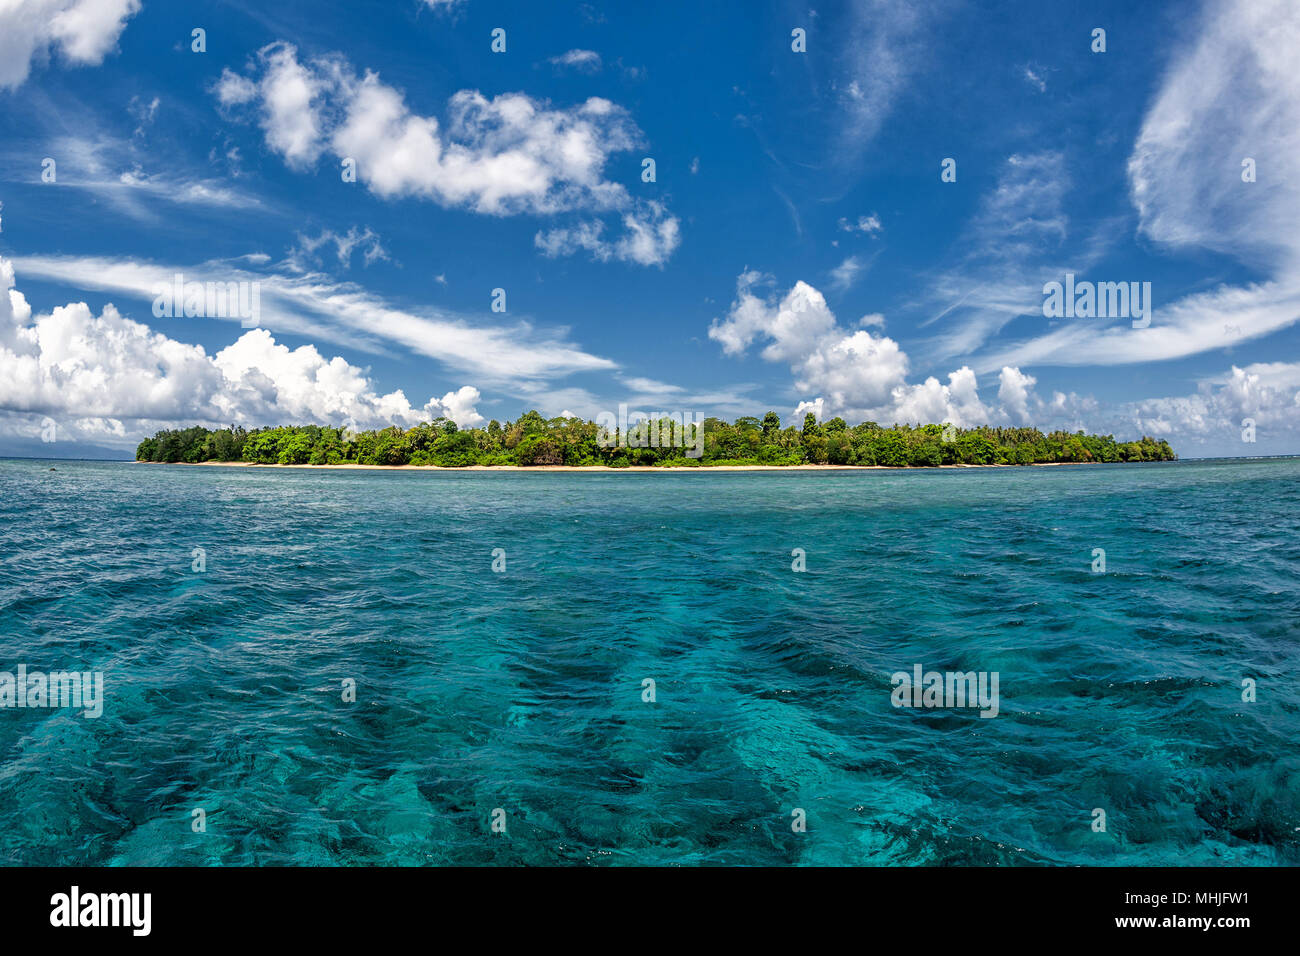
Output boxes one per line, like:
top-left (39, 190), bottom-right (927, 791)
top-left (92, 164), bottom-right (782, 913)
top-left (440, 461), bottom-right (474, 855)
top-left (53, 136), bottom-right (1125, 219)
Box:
top-left (137, 460), bottom-right (1078, 472)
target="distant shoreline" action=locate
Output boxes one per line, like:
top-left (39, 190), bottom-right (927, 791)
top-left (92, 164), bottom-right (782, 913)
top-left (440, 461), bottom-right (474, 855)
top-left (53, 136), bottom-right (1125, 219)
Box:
top-left (135, 419), bottom-right (1177, 468)
top-left (136, 460), bottom-right (1086, 472)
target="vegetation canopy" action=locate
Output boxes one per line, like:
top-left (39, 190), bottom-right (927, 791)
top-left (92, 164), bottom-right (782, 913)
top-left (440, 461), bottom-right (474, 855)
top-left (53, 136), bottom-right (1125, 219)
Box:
top-left (136, 413), bottom-right (1177, 467)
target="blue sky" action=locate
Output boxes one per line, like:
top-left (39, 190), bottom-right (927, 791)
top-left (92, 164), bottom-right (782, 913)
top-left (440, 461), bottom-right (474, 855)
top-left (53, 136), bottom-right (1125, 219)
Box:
top-left (0, 0), bottom-right (1297, 458)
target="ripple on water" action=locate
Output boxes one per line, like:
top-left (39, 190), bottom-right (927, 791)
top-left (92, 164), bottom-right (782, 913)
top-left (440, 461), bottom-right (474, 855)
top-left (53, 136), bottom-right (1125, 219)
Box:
top-left (0, 457), bottom-right (1297, 865)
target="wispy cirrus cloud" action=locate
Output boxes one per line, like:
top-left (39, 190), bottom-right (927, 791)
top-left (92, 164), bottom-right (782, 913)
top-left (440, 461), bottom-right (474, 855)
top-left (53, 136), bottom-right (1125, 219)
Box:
top-left (0, 250), bottom-right (488, 443)
top-left (834, 0), bottom-right (951, 152)
top-left (829, 255), bottom-right (867, 292)
top-left (287, 226), bottom-right (390, 272)
top-left (966, 0), bottom-right (1300, 371)
top-left (7, 253), bottom-right (617, 386)
top-left (0, 131), bottom-right (266, 220)
top-left (910, 150), bottom-right (1084, 365)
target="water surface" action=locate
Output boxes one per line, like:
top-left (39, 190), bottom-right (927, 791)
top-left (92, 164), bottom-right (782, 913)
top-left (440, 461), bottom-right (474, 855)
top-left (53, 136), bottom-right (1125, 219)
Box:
top-left (1, 458), bottom-right (1296, 865)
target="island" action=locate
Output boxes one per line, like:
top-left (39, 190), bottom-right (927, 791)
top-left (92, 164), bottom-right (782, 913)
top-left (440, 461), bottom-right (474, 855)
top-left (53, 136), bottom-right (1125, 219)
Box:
top-left (135, 412), bottom-right (1177, 468)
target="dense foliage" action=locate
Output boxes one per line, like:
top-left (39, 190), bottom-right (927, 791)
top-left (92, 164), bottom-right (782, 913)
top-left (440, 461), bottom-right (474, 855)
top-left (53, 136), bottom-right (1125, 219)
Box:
top-left (136, 413), bottom-right (1177, 467)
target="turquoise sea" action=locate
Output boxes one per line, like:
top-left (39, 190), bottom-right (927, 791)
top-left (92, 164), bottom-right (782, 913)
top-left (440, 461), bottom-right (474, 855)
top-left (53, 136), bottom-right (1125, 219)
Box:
top-left (0, 457), bottom-right (1297, 865)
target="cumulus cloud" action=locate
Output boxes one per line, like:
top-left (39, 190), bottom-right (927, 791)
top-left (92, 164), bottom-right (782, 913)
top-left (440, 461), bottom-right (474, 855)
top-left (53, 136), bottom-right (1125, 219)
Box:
top-left (216, 43), bottom-right (678, 264)
top-left (0, 0), bottom-right (140, 90)
top-left (998, 366), bottom-right (1038, 425)
top-left (428, 385), bottom-right (485, 427)
top-left (1127, 363), bottom-right (1300, 444)
top-left (709, 271), bottom-right (1036, 427)
top-left (709, 272), bottom-right (840, 363)
top-left (889, 366), bottom-right (991, 429)
top-left (10, 252), bottom-right (616, 386)
top-left (534, 200), bottom-right (680, 267)
top-left (0, 252), bottom-right (485, 445)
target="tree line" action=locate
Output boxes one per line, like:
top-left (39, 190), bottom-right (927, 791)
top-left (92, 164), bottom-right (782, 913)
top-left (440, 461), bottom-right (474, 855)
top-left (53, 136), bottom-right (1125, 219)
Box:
top-left (135, 412), bottom-right (1176, 467)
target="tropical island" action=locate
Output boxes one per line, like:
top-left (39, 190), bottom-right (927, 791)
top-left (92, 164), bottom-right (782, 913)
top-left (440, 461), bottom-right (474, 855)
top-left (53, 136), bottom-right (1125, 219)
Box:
top-left (135, 412), bottom-right (1176, 467)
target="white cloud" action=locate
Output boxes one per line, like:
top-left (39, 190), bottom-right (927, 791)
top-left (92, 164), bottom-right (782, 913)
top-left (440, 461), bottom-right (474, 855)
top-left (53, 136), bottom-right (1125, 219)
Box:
top-left (549, 49), bottom-right (602, 72)
top-left (214, 69), bottom-right (257, 106)
top-left (972, 151), bottom-right (1069, 255)
top-left (0, 251), bottom-right (486, 444)
top-left (835, 1), bottom-right (948, 151)
top-left (224, 45), bottom-right (640, 211)
top-left (288, 227), bottom-right (389, 271)
top-left (127, 93), bottom-right (158, 134)
top-left (709, 271), bottom-right (1139, 431)
top-left (829, 255), bottom-right (865, 291)
top-left (534, 220), bottom-right (606, 259)
top-left (212, 329), bottom-right (454, 427)
top-left (0, 0), bottom-right (140, 90)
top-left (216, 43), bottom-right (676, 264)
top-left (803, 328), bottom-right (916, 414)
top-left (611, 201), bottom-right (680, 267)
top-left (21, 133), bottom-right (265, 220)
top-left (534, 200), bottom-right (680, 267)
top-left (709, 272), bottom-right (838, 362)
top-left (233, 44), bottom-right (326, 169)
top-left (620, 376), bottom-right (682, 395)
top-left (888, 366), bottom-right (991, 428)
top-left (838, 214), bottom-right (882, 235)
top-left (997, 366), bottom-right (1038, 425)
top-left (972, 0), bottom-right (1300, 370)
top-left (978, 277), bottom-right (1300, 371)
top-left (914, 150), bottom-right (1105, 367)
top-left (1128, 0), bottom-right (1300, 268)
top-left (508, 375), bottom-right (760, 424)
top-left (710, 271), bottom-right (1017, 426)
top-left (428, 385), bottom-right (485, 427)
top-left (9, 253), bottom-right (617, 387)
top-left (1127, 363), bottom-right (1300, 443)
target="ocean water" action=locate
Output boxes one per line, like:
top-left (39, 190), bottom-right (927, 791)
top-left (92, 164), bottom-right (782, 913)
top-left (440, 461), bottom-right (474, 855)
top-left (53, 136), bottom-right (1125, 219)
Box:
top-left (0, 457), bottom-right (1297, 866)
